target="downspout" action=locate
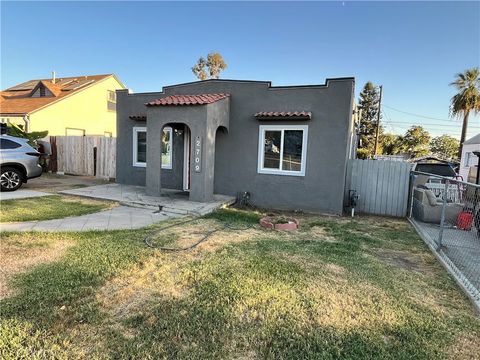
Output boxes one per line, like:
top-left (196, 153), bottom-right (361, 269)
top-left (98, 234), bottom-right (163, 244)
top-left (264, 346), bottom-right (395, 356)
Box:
top-left (23, 114), bottom-right (30, 132)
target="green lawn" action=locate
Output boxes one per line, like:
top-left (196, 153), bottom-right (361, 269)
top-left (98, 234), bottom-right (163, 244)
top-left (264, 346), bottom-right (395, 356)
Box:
top-left (0, 210), bottom-right (478, 359)
top-left (0, 195), bottom-right (113, 223)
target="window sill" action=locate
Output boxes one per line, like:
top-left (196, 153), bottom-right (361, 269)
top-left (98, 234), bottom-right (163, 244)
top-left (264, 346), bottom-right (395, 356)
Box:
top-left (133, 163), bottom-right (173, 170)
top-left (258, 168), bottom-right (305, 177)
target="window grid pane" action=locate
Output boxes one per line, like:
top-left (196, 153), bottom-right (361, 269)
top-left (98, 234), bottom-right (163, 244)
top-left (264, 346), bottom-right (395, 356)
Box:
top-left (137, 131), bottom-right (146, 163)
top-left (162, 128), bottom-right (172, 168)
top-left (263, 130), bottom-right (282, 169)
top-left (281, 130), bottom-right (303, 172)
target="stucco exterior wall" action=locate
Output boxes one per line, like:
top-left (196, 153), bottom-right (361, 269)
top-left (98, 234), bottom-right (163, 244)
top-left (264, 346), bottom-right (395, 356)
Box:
top-left (115, 90), bottom-right (186, 189)
top-left (28, 76), bottom-right (124, 136)
top-left (116, 78), bottom-right (355, 214)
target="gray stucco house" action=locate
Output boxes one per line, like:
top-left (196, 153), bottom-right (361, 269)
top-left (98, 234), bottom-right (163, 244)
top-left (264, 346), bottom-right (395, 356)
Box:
top-left (116, 78), bottom-right (356, 214)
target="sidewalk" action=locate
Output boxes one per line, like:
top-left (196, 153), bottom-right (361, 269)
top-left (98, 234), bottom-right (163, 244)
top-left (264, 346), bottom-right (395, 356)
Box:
top-left (0, 206), bottom-right (183, 232)
top-left (0, 190), bottom-right (51, 201)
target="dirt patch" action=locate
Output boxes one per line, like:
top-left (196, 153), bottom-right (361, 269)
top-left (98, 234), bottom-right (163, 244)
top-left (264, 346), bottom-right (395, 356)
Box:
top-left (323, 262), bottom-right (346, 274)
top-left (22, 173), bottom-right (109, 194)
top-left (146, 220), bottom-right (260, 252)
top-left (447, 332), bottom-right (480, 360)
top-left (0, 235), bottom-right (74, 299)
top-left (375, 249), bottom-right (426, 272)
top-left (97, 252), bottom-right (192, 322)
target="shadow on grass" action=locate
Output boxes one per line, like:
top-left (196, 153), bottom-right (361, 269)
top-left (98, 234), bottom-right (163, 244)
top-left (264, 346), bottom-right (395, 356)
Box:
top-left (106, 238), bottom-right (472, 359)
top-left (1, 214), bottom-right (479, 359)
top-left (1, 230), bottom-right (149, 326)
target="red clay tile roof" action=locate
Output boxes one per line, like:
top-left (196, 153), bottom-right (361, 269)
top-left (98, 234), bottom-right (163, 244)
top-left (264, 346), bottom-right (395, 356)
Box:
top-left (146, 93), bottom-right (229, 106)
top-left (254, 111), bottom-right (312, 119)
top-left (129, 115), bottom-right (147, 121)
top-left (0, 74), bottom-right (113, 115)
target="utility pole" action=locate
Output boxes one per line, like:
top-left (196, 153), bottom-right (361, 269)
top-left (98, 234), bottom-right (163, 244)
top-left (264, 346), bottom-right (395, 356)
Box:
top-left (373, 85), bottom-right (383, 156)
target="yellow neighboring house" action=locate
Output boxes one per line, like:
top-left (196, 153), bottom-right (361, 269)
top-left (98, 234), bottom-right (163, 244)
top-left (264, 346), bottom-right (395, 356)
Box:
top-left (0, 73), bottom-right (126, 136)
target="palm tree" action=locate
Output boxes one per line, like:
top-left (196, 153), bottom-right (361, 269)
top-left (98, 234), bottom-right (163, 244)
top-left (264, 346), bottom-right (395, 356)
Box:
top-left (450, 67), bottom-right (480, 158)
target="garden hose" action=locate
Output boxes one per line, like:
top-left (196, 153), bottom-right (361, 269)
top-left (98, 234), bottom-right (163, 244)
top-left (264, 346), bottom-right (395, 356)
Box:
top-left (143, 216), bottom-right (254, 252)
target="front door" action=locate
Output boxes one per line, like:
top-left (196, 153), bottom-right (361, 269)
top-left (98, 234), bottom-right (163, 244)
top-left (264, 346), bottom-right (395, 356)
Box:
top-left (183, 126), bottom-right (191, 191)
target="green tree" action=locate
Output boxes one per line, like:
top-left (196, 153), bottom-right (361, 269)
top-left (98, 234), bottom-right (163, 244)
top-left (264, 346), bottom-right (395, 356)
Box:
top-left (450, 67), bottom-right (480, 158)
top-left (191, 57), bottom-right (208, 80)
top-left (357, 82), bottom-right (382, 159)
top-left (402, 125), bottom-right (431, 158)
top-left (6, 122), bottom-right (48, 147)
top-left (380, 133), bottom-right (404, 155)
top-left (192, 52), bottom-right (227, 80)
top-left (430, 135), bottom-right (460, 160)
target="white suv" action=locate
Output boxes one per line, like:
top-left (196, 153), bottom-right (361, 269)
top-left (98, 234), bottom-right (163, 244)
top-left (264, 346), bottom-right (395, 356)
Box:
top-left (0, 135), bottom-right (43, 191)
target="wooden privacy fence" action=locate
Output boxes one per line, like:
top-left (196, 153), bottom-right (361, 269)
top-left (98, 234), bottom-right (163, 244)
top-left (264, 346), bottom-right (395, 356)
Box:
top-left (50, 136), bottom-right (116, 179)
top-left (346, 159), bottom-right (412, 217)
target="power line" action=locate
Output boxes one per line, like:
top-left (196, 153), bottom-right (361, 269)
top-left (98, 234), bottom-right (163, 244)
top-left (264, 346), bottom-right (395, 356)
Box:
top-left (383, 121), bottom-right (480, 128)
top-left (382, 104), bottom-right (455, 122)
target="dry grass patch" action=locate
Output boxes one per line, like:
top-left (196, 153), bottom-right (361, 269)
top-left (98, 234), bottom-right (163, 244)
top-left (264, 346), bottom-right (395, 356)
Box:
top-left (307, 225), bottom-right (338, 242)
top-left (97, 219), bottom-right (262, 323)
top-left (2, 211), bottom-right (480, 359)
top-left (0, 233), bottom-right (74, 299)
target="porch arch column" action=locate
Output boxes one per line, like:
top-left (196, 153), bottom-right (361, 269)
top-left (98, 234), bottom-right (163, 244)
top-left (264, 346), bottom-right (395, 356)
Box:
top-left (188, 123), bottom-right (215, 202)
top-left (145, 118), bottom-right (164, 196)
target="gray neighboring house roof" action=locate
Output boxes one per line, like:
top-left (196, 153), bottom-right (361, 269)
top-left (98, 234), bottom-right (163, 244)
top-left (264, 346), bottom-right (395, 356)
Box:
top-left (464, 133), bottom-right (480, 145)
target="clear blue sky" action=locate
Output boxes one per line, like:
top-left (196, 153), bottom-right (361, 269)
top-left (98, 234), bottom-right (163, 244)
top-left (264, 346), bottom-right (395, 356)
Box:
top-left (1, 1), bottom-right (479, 138)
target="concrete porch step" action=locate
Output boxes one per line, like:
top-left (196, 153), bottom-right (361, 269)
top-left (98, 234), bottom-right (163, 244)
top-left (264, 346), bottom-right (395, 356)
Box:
top-left (118, 201), bottom-right (191, 215)
top-left (59, 184), bottom-right (236, 218)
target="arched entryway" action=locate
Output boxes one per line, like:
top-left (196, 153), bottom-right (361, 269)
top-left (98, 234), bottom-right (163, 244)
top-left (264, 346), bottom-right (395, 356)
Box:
top-left (159, 123), bottom-right (192, 192)
top-left (145, 96), bottom-right (230, 202)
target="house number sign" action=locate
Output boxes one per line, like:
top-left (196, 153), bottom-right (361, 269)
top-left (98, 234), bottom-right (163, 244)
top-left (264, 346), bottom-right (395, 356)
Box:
top-left (194, 136), bottom-right (202, 173)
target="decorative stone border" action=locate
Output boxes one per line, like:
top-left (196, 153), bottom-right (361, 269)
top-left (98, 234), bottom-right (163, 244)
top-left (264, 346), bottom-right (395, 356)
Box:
top-left (260, 216), bottom-right (299, 231)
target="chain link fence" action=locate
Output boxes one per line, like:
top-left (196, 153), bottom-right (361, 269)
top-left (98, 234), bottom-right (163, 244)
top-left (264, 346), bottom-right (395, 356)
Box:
top-left (408, 170), bottom-right (480, 310)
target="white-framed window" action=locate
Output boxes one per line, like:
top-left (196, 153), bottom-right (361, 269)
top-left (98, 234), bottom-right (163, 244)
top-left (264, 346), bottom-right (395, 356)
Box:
top-left (66, 127), bottom-right (85, 136)
top-left (133, 127), bottom-right (147, 167)
top-left (132, 126), bottom-right (173, 169)
top-left (257, 125), bottom-right (308, 176)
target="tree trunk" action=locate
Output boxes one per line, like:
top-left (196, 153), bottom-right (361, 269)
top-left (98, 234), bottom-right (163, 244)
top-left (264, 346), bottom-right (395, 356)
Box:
top-left (458, 111), bottom-right (469, 160)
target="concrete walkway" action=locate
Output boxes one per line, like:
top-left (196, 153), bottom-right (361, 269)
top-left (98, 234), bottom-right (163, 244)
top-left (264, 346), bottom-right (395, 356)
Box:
top-left (1, 183), bottom-right (235, 233)
top-left (0, 190), bottom-right (52, 201)
top-left (60, 183), bottom-right (235, 216)
top-left (0, 205), bottom-right (183, 232)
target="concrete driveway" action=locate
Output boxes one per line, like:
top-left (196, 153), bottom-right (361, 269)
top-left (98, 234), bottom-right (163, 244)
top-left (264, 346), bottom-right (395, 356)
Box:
top-left (1, 173), bottom-right (107, 201)
top-left (22, 173), bottom-right (109, 194)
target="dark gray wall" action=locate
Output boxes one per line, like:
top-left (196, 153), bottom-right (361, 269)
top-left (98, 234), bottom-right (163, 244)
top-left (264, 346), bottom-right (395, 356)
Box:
top-left (115, 90), bottom-right (184, 190)
top-left (116, 78), bottom-right (355, 214)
